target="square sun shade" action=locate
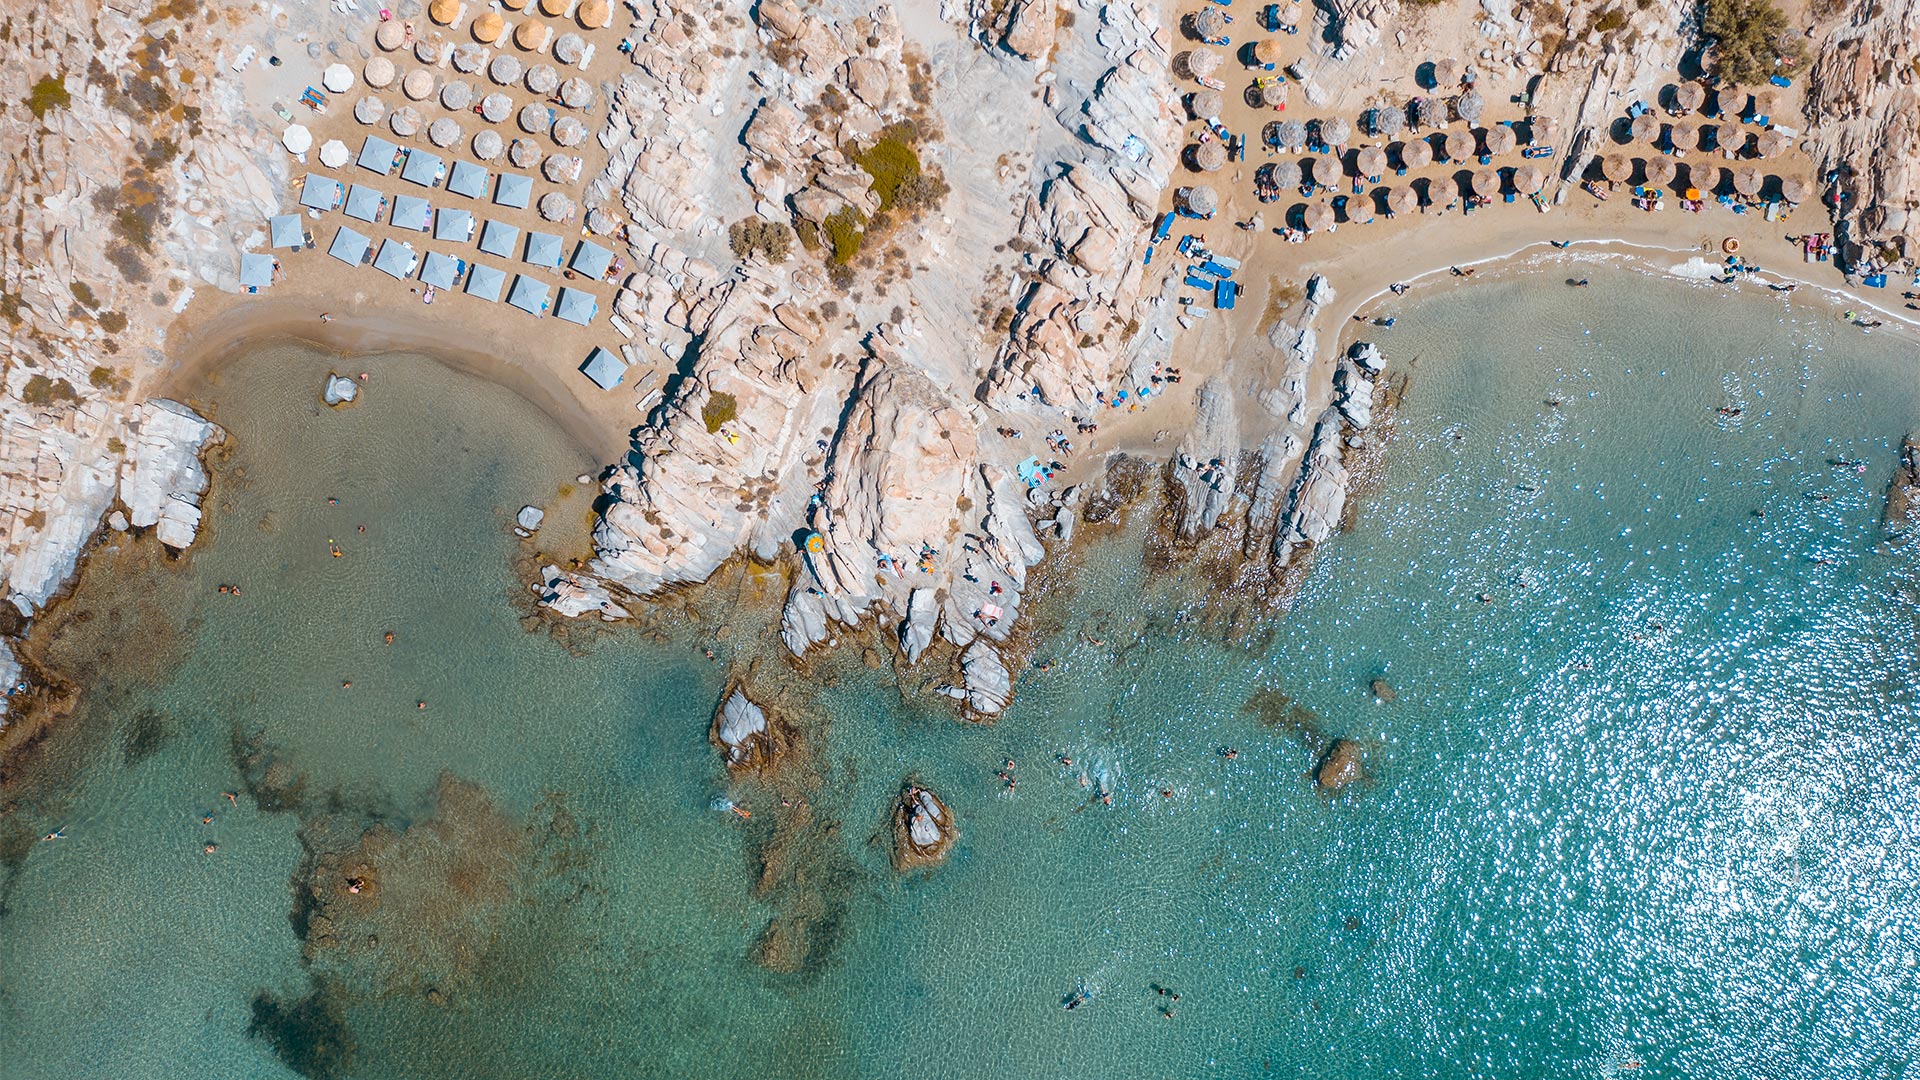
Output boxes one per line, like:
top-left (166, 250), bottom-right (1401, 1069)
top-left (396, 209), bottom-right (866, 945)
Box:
top-left (446, 160), bottom-right (489, 199)
top-left (434, 208), bottom-right (475, 243)
top-left (357, 135), bottom-right (400, 175)
top-left (524, 231), bottom-right (564, 268)
top-left (344, 185), bottom-right (384, 222)
top-left (493, 172), bottom-right (533, 209)
top-left (400, 150), bottom-right (444, 188)
top-left (391, 194), bottom-right (432, 232)
top-left (299, 174), bottom-right (341, 211)
top-left (569, 240), bottom-right (614, 279)
top-left (554, 287), bottom-right (598, 325)
top-left (580, 347), bottom-right (626, 390)
top-left (419, 251), bottom-right (461, 290)
top-left (239, 253), bottom-right (276, 289)
top-left (465, 263), bottom-right (507, 302)
top-left (507, 274), bottom-right (550, 317)
top-left (373, 239), bottom-right (417, 280)
top-left (268, 215), bottom-right (305, 249)
top-left (478, 220), bottom-right (520, 258)
top-left (328, 226), bottom-right (371, 265)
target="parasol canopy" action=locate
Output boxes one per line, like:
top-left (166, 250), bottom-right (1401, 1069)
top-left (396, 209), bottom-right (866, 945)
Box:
top-left (1455, 90), bottom-right (1484, 124)
top-left (454, 42), bottom-right (490, 70)
top-left (1193, 141), bottom-right (1227, 172)
top-left (429, 117), bottom-right (462, 147)
top-left (1754, 129), bottom-right (1790, 157)
top-left (390, 105), bottom-right (423, 138)
top-left (1528, 114), bottom-right (1558, 144)
top-left (415, 34), bottom-right (450, 64)
top-left (1674, 81), bottom-right (1705, 113)
top-left (1259, 80), bottom-right (1286, 108)
top-left (1355, 146), bottom-right (1387, 178)
top-left (1600, 153), bottom-right (1631, 182)
top-left (539, 191), bottom-right (575, 220)
top-left (282, 124), bottom-right (313, 154)
top-left (1190, 89), bottom-right (1224, 119)
top-left (515, 20), bottom-right (551, 51)
top-left (1187, 48), bottom-right (1222, 78)
top-left (502, 0), bottom-right (527, 9)
top-left (1371, 103), bottom-right (1404, 137)
top-left (481, 92), bottom-right (514, 123)
top-left (519, 102), bottom-right (552, 133)
top-left (1443, 128), bottom-right (1474, 161)
top-left (1194, 7), bottom-right (1226, 36)
top-left (441, 80), bottom-right (474, 110)
top-left (578, 0), bottom-right (611, 27)
top-left (1713, 84), bottom-right (1747, 118)
top-left (1433, 57), bottom-right (1459, 87)
top-left (490, 55), bottom-right (524, 84)
top-left (354, 95), bottom-right (387, 124)
top-left (1642, 157), bottom-right (1676, 187)
top-left (1344, 194), bottom-right (1374, 223)
top-left (587, 207), bottom-right (619, 235)
top-left (430, 0), bottom-right (460, 22)
top-left (1385, 185), bottom-right (1418, 214)
top-left (472, 13), bottom-right (503, 44)
top-left (322, 63), bottom-right (354, 93)
top-left (542, 153), bottom-right (579, 183)
top-left (1302, 202), bottom-right (1334, 232)
top-left (559, 77), bottom-right (593, 109)
top-left (527, 63), bottom-right (560, 94)
top-left (365, 56), bottom-right (396, 88)
top-left (552, 115), bottom-right (587, 146)
top-left (1483, 124), bottom-right (1516, 155)
top-left (1731, 165), bottom-right (1762, 195)
top-left (1321, 116), bottom-right (1352, 148)
top-left (376, 19), bottom-right (406, 50)
top-left (1470, 168), bottom-right (1500, 197)
top-left (1629, 112), bottom-right (1657, 143)
top-left (403, 68), bottom-right (435, 100)
top-left (1416, 96), bottom-right (1445, 129)
top-left (1253, 38), bottom-right (1282, 65)
top-left (1669, 120), bottom-right (1697, 152)
top-left (1511, 163), bottom-right (1546, 194)
top-left (1268, 159), bottom-right (1302, 189)
top-left (1399, 136), bottom-right (1433, 169)
top-left (1749, 90), bottom-right (1778, 121)
top-left (540, 0), bottom-right (567, 14)
top-left (319, 139), bottom-right (351, 168)
top-left (509, 137), bottom-right (543, 167)
top-left (473, 129), bottom-right (504, 160)
top-left (1778, 175), bottom-right (1810, 203)
top-left (553, 32), bottom-right (587, 65)
top-left (1180, 185), bottom-right (1218, 215)
top-left (1274, 118), bottom-right (1307, 149)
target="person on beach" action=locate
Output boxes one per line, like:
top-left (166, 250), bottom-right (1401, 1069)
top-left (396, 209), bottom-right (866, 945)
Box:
top-left (320, 312), bottom-right (334, 322)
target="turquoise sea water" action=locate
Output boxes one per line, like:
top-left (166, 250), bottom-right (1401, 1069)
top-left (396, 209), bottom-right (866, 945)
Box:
top-left (2, 266), bottom-right (1918, 1079)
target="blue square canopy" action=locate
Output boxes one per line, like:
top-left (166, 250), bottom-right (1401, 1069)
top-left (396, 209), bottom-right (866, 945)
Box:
top-left (494, 172), bottom-right (534, 209)
top-left (478, 220), bottom-right (520, 258)
top-left (507, 274), bottom-right (550, 317)
top-left (524, 231), bottom-right (564, 268)
top-left (268, 214), bottom-right (305, 249)
top-left (465, 263), bottom-right (507, 302)
top-left (569, 240), bottom-right (614, 279)
top-left (446, 160), bottom-right (489, 199)
top-left (391, 194), bottom-right (432, 232)
top-left (580, 347), bottom-right (627, 390)
top-left (357, 135), bottom-right (400, 175)
top-left (239, 253), bottom-right (276, 289)
top-left (344, 185), bottom-right (384, 223)
top-left (400, 150), bottom-right (444, 188)
top-left (554, 287), bottom-right (598, 326)
top-left (373, 239), bottom-right (418, 280)
top-left (434, 207), bottom-right (475, 243)
top-left (329, 226), bottom-right (371, 265)
top-left (419, 251), bottom-right (462, 290)
top-left (298, 174), bottom-right (342, 211)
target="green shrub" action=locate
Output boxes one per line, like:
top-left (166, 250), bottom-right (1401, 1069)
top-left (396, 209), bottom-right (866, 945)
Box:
top-left (854, 130), bottom-right (922, 212)
top-left (823, 207), bottom-right (864, 265)
top-left (21, 375), bottom-right (80, 406)
top-left (26, 74), bottom-right (70, 119)
top-left (728, 219), bottom-right (794, 263)
top-left (1593, 7), bottom-right (1628, 32)
top-left (1702, 0), bottom-right (1803, 84)
top-left (702, 391), bottom-right (738, 434)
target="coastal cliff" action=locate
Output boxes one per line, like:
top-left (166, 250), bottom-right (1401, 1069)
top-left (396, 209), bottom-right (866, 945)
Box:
top-left (1805, 0), bottom-right (1920, 271)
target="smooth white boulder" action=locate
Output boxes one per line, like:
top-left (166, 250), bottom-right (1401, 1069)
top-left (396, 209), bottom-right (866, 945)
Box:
top-left (323, 374), bottom-right (358, 406)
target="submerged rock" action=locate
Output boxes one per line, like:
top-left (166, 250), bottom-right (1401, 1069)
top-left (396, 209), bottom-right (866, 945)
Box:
top-left (1369, 677), bottom-right (1396, 703)
top-left (323, 374), bottom-right (359, 407)
top-left (891, 781), bottom-right (955, 871)
top-left (1883, 432), bottom-right (1919, 543)
top-left (514, 505), bottom-right (545, 537)
top-left (711, 686), bottom-right (788, 771)
top-left (1317, 739), bottom-right (1364, 793)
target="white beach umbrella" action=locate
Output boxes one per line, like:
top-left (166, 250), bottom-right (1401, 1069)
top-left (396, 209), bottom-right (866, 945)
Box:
top-left (559, 77), bottom-right (592, 109)
top-left (490, 55), bottom-right (524, 85)
top-left (319, 139), bottom-right (351, 167)
top-left (281, 124), bottom-right (313, 154)
top-left (526, 63), bottom-right (560, 95)
top-left (539, 191), bottom-right (576, 221)
top-left (429, 118), bottom-right (462, 147)
top-left (452, 42), bottom-right (490, 72)
top-left (542, 153), bottom-right (580, 183)
top-left (354, 95), bottom-right (387, 125)
top-left (552, 115), bottom-right (586, 146)
top-left (553, 32), bottom-right (587, 66)
top-left (441, 80), bottom-right (474, 111)
top-left (481, 92), bottom-right (514, 123)
top-left (365, 56), bottom-right (395, 88)
top-left (519, 102), bottom-right (551, 133)
top-left (473, 128), bottom-right (504, 160)
top-left (322, 63), bottom-right (354, 93)
top-left (390, 105), bottom-right (423, 138)
top-left (509, 137), bottom-right (543, 168)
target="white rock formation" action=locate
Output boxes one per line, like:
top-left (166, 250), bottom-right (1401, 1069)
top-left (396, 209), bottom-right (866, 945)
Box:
top-left (118, 401), bottom-right (225, 550)
top-left (713, 689), bottom-right (769, 765)
top-left (323, 375), bottom-right (359, 406)
top-left (535, 564), bottom-right (632, 620)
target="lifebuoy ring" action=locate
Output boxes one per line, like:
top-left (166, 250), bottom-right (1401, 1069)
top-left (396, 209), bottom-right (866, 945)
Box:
top-left (1722, 237), bottom-right (1741, 254)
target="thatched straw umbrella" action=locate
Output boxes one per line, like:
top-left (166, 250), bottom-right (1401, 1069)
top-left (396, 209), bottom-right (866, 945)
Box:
top-left (1600, 153), bottom-right (1631, 182)
top-left (587, 206), bottom-right (619, 235)
top-left (1470, 168), bottom-right (1501, 198)
top-left (540, 0), bottom-right (567, 14)
top-left (1275, 119), bottom-right (1307, 150)
top-left (1385, 185), bottom-right (1418, 215)
top-left (376, 19), bottom-right (406, 50)
top-left (1455, 90), bottom-right (1484, 125)
top-left (453, 42), bottom-right (490, 70)
top-left (527, 63), bottom-right (560, 95)
top-left (1302, 155), bottom-right (1332, 188)
top-left (1355, 146), bottom-right (1388, 179)
top-left (1253, 39), bottom-right (1283, 66)
top-left (553, 115), bottom-right (587, 146)
top-left (1778, 175), bottom-right (1810, 204)
top-left (481, 92), bottom-right (513, 123)
top-left (515, 20), bottom-right (551, 51)
top-left (403, 68), bottom-right (435, 100)
top-left (1269, 159), bottom-right (1302, 189)
top-left (1187, 48), bottom-right (1223, 78)
top-left (1443, 128), bottom-right (1474, 162)
top-left (501, 0), bottom-right (527, 9)
top-left (415, 34), bottom-right (450, 64)
top-left (473, 129), bottom-right (505, 160)
top-left (1260, 80), bottom-right (1287, 109)
top-left (539, 191), bottom-right (575, 221)
top-left (1483, 124), bottom-right (1516, 156)
top-left (553, 33), bottom-right (587, 65)
top-left (1667, 120), bottom-right (1696, 154)
top-left (1190, 89), bottom-right (1224, 119)
top-left (1712, 83), bottom-right (1747, 118)
top-left (1749, 90), bottom-right (1778, 122)
top-left (1629, 112), bottom-right (1657, 143)
top-left (519, 102), bottom-right (552, 133)
top-left (542, 153), bottom-right (579, 183)
top-left (1433, 57), bottom-right (1459, 87)
top-left (441, 80), bottom-right (474, 110)
top-left (390, 105), bottom-right (423, 138)
top-left (365, 56), bottom-right (396, 88)
top-left (1193, 141), bottom-right (1227, 172)
top-left (430, 0), bottom-right (460, 24)
top-left (1180, 185), bottom-right (1218, 216)
top-left (354, 95), bottom-right (386, 125)
top-left (1416, 97), bottom-right (1445, 129)
top-left (1321, 116), bottom-right (1352, 150)
top-left (1344, 194), bottom-right (1374, 223)
top-left (1193, 7), bottom-right (1226, 37)
top-left (471, 13), bottom-right (503, 44)
top-left (1510, 163), bottom-right (1547, 194)
top-left (559, 77), bottom-right (593, 109)
top-left (1674, 81), bottom-right (1705, 113)
top-left (509, 137), bottom-right (543, 168)
top-left (1529, 114), bottom-right (1558, 145)
top-left (1732, 165), bottom-right (1762, 196)
top-left (1302, 202), bottom-right (1335, 232)
top-left (490, 55), bottom-right (523, 84)
top-left (1398, 136), bottom-right (1433, 169)
top-left (1371, 103), bottom-right (1404, 138)
top-left (1754, 129), bottom-right (1790, 158)
top-left (429, 117), bottom-right (462, 147)
top-left (1642, 157), bottom-right (1676, 187)
top-left (577, 0), bottom-right (611, 28)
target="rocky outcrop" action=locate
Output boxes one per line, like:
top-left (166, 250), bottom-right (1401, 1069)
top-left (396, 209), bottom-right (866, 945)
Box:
top-left (534, 565), bottom-right (632, 620)
top-left (711, 686), bottom-right (789, 771)
top-left (1273, 411), bottom-right (1352, 567)
top-left (117, 400), bottom-right (224, 550)
top-left (1805, 0), bottom-right (1920, 269)
top-left (1168, 379), bottom-right (1240, 539)
top-left (1884, 432), bottom-right (1920, 543)
top-left (323, 375), bottom-right (359, 407)
top-left (891, 781), bottom-right (956, 870)
top-left (1317, 739), bottom-right (1364, 793)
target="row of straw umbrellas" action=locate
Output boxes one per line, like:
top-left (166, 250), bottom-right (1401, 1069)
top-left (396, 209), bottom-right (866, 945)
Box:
top-left (1622, 113), bottom-right (1794, 157)
top-left (1664, 80), bottom-right (1782, 122)
top-left (1589, 154), bottom-right (1811, 201)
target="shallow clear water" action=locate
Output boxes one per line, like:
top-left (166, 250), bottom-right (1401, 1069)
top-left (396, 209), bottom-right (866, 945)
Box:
top-left (2, 266), bottom-right (1918, 1079)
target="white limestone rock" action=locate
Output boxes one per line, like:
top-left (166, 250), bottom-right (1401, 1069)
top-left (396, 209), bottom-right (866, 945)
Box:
top-left (323, 374), bottom-right (359, 406)
top-left (118, 400), bottom-right (225, 550)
